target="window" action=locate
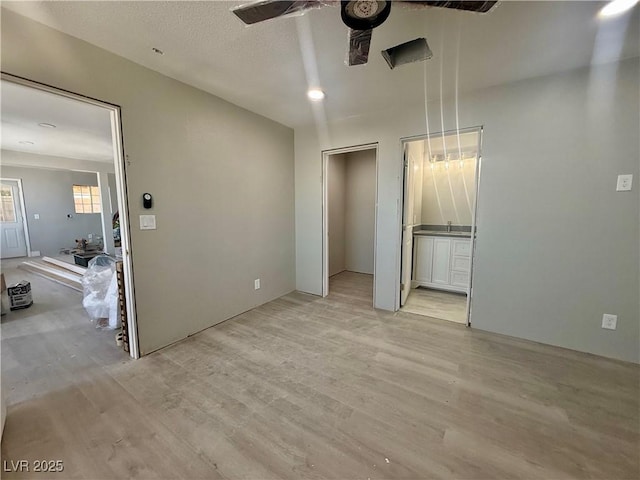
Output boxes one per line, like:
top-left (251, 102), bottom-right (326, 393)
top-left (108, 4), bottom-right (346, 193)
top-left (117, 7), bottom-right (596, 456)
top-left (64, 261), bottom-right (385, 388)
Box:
top-left (0, 185), bottom-right (17, 222)
top-left (73, 185), bottom-right (102, 214)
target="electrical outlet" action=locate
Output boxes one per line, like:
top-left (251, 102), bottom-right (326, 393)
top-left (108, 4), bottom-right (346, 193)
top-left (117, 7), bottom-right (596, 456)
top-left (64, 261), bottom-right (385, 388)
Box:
top-left (254, 279), bottom-right (260, 290)
top-left (616, 174), bottom-right (633, 191)
top-left (33, 213), bottom-right (39, 220)
top-left (602, 314), bottom-right (617, 330)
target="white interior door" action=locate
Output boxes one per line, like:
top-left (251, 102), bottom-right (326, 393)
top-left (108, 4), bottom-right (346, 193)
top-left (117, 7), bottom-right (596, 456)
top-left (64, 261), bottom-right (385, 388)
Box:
top-left (400, 147), bottom-right (415, 306)
top-left (0, 180), bottom-right (28, 259)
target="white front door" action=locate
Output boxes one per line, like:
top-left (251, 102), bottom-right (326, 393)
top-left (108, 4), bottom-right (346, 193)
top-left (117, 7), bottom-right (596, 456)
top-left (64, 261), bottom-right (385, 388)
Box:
top-left (1, 180), bottom-right (28, 258)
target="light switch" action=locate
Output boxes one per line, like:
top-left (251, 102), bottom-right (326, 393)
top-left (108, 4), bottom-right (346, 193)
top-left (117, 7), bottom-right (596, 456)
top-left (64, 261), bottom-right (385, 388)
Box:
top-left (33, 214), bottom-right (40, 220)
top-left (616, 174), bottom-right (633, 191)
top-left (139, 214), bottom-right (156, 230)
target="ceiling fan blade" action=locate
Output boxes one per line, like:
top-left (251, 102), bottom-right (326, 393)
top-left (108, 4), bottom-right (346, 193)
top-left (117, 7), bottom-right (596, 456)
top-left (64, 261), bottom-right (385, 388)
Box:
top-left (232, 0), bottom-right (324, 25)
top-left (347, 28), bottom-right (373, 66)
top-left (399, 1), bottom-right (498, 14)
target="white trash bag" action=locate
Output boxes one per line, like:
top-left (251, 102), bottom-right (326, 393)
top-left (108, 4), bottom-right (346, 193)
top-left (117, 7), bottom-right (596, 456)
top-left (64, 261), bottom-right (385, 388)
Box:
top-left (81, 255), bottom-right (120, 329)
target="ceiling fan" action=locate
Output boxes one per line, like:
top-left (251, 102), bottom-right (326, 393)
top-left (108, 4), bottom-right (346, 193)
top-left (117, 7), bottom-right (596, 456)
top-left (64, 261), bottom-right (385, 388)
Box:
top-left (232, 1), bottom-right (498, 66)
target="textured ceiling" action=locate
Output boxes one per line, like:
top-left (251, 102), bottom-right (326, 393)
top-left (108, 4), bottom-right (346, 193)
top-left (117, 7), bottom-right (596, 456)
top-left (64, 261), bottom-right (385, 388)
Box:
top-left (2, 1), bottom-right (639, 128)
top-left (1, 80), bottom-right (114, 162)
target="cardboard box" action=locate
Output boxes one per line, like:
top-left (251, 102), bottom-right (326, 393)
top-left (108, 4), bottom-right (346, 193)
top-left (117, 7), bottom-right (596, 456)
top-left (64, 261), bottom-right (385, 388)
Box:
top-left (8, 281), bottom-right (33, 310)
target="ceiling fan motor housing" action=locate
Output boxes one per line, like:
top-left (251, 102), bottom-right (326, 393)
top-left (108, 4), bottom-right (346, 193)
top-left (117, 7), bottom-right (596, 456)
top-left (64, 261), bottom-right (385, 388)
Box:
top-left (341, 0), bottom-right (391, 30)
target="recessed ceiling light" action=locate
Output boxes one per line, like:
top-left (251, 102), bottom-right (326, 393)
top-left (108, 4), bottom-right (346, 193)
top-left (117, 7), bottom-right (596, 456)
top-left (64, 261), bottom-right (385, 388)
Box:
top-left (599, 0), bottom-right (638, 18)
top-left (19, 140), bottom-right (35, 145)
top-left (307, 88), bottom-right (325, 101)
top-left (152, 47), bottom-right (164, 55)
top-left (38, 122), bottom-right (56, 128)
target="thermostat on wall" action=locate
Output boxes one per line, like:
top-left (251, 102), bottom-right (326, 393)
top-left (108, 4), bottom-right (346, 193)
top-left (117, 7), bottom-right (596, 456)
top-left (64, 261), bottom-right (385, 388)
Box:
top-left (143, 193), bottom-right (153, 209)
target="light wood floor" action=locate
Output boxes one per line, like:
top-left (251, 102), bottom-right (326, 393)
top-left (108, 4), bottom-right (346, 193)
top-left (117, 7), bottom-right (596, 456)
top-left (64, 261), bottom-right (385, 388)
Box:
top-left (2, 269), bottom-right (638, 479)
top-left (401, 287), bottom-right (468, 324)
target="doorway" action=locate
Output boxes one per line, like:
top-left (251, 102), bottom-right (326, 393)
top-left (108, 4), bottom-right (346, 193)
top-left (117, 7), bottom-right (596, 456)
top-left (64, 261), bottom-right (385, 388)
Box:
top-left (0, 179), bottom-right (29, 258)
top-left (399, 127), bottom-right (482, 325)
top-left (322, 144), bottom-right (378, 303)
top-left (0, 73), bottom-right (139, 359)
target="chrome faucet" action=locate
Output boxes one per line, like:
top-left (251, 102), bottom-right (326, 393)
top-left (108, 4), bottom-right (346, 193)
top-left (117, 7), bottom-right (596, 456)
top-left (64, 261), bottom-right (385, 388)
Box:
top-left (447, 221), bottom-right (452, 232)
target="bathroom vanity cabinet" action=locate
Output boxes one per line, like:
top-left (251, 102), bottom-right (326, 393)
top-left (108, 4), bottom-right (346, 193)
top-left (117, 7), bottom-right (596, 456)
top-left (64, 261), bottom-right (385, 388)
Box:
top-left (412, 234), bottom-right (471, 294)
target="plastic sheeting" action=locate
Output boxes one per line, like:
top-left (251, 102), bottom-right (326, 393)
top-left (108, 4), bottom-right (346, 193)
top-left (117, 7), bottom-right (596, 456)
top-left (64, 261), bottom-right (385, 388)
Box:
top-left (231, 0), bottom-right (328, 25)
top-left (346, 28), bottom-right (372, 66)
top-left (81, 255), bottom-right (120, 329)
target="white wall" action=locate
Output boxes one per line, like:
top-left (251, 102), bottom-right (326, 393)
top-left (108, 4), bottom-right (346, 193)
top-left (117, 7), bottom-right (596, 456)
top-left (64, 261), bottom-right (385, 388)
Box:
top-left (295, 58), bottom-right (639, 363)
top-left (2, 10), bottom-right (295, 355)
top-left (344, 149), bottom-right (376, 274)
top-left (2, 151), bottom-right (120, 255)
top-left (421, 155), bottom-right (477, 226)
top-left (1, 166), bottom-right (104, 257)
top-left (107, 173), bottom-right (118, 215)
top-left (328, 153), bottom-right (346, 276)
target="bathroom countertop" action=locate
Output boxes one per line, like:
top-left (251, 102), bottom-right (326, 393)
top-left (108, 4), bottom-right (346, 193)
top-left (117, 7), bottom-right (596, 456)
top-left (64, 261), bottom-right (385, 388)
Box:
top-left (413, 230), bottom-right (472, 238)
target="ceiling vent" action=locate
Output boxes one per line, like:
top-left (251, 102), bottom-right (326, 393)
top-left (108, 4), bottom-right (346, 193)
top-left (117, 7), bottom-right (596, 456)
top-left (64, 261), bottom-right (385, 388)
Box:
top-left (381, 38), bottom-right (433, 69)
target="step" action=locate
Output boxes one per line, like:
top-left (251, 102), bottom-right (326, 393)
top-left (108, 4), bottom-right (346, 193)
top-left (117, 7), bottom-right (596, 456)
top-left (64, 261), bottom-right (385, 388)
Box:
top-left (42, 256), bottom-right (87, 276)
top-left (19, 261), bottom-right (83, 292)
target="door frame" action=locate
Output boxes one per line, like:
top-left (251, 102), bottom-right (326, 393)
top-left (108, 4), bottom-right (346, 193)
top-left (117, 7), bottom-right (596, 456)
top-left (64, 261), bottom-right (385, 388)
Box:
top-left (0, 177), bottom-right (32, 258)
top-left (396, 126), bottom-right (483, 327)
top-left (322, 143), bottom-right (379, 301)
top-left (2, 72), bottom-right (140, 359)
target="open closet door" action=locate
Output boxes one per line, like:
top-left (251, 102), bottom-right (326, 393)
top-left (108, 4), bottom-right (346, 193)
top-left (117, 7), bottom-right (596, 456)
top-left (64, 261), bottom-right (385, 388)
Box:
top-left (400, 145), bottom-right (415, 306)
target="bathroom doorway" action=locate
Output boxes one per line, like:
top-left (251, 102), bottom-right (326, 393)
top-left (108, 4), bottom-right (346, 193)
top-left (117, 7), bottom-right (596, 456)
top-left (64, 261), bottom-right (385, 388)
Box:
top-left (322, 144), bottom-right (378, 304)
top-left (398, 128), bottom-right (482, 325)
